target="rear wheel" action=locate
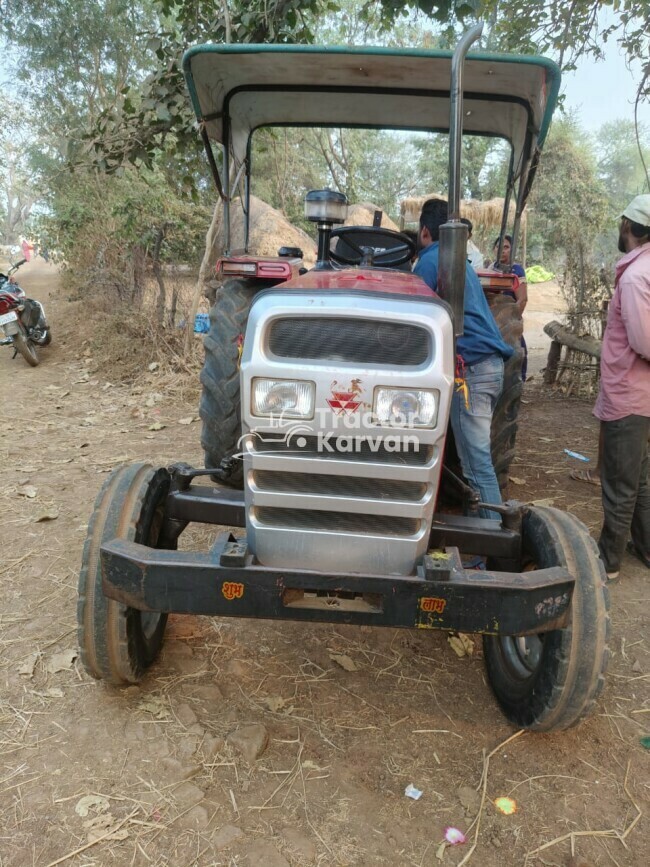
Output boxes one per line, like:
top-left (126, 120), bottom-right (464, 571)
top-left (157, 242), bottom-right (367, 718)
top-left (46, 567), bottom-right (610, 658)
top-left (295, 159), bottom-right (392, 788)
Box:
top-left (200, 278), bottom-right (258, 488)
top-left (483, 505), bottom-right (610, 731)
top-left (77, 463), bottom-right (173, 684)
top-left (487, 292), bottom-right (523, 492)
top-left (13, 331), bottom-right (39, 366)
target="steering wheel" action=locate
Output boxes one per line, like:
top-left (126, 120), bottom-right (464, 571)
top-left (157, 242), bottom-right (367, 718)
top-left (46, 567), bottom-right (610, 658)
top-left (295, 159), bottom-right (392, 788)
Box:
top-left (329, 226), bottom-right (416, 268)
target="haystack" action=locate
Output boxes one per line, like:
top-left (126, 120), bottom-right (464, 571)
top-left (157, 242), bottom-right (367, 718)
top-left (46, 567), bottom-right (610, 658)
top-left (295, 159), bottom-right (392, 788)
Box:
top-left (213, 195), bottom-right (318, 268)
top-left (345, 202), bottom-right (400, 231)
top-left (399, 194), bottom-right (526, 234)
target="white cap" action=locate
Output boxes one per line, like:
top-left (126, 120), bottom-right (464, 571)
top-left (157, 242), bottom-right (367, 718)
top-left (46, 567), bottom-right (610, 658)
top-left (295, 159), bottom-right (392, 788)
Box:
top-left (621, 194), bottom-right (650, 226)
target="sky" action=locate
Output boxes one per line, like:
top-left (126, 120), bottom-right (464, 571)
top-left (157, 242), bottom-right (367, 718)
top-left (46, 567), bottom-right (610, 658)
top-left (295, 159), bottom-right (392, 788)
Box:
top-left (562, 39), bottom-right (649, 132)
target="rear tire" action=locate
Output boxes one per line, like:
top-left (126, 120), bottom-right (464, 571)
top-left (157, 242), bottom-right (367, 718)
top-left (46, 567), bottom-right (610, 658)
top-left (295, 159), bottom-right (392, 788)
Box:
top-left (483, 505), bottom-right (610, 731)
top-left (13, 331), bottom-right (39, 366)
top-left (77, 462), bottom-right (173, 684)
top-left (487, 292), bottom-right (523, 492)
top-left (200, 279), bottom-right (258, 488)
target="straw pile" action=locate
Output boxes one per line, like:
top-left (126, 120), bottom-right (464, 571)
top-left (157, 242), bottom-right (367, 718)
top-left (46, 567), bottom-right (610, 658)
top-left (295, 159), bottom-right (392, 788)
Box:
top-left (400, 195), bottom-right (526, 231)
top-left (345, 202), bottom-right (400, 231)
top-left (214, 195), bottom-right (318, 267)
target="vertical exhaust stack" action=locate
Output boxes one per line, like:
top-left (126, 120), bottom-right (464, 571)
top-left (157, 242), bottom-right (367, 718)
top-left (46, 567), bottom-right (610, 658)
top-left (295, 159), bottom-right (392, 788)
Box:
top-left (438, 23), bottom-right (484, 337)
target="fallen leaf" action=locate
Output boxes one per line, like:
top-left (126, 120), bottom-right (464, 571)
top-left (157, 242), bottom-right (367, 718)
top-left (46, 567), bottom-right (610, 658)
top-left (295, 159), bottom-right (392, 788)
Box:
top-left (18, 485), bottom-right (38, 499)
top-left (263, 695), bottom-right (286, 712)
top-left (436, 841), bottom-right (447, 861)
top-left (531, 498), bottom-right (555, 507)
top-left (75, 795), bottom-right (110, 817)
top-left (632, 659), bottom-right (642, 673)
top-left (138, 697), bottom-right (170, 719)
top-left (509, 476), bottom-right (526, 486)
top-left (35, 508), bottom-right (59, 522)
top-left (18, 653), bottom-right (39, 678)
top-left (148, 422), bottom-right (166, 431)
top-left (178, 416), bottom-right (194, 425)
top-left (448, 633), bottom-right (475, 658)
top-left (46, 649), bottom-right (78, 674)
top-left (83, 813), bottom-right (129, 843)
top-left (330, 653), bottom-right (357, 672)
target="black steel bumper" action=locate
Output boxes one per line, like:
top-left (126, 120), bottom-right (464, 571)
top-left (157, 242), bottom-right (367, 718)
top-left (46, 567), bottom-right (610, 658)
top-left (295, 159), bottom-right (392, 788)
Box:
top-left (101, 533), bottom-right (574, 636)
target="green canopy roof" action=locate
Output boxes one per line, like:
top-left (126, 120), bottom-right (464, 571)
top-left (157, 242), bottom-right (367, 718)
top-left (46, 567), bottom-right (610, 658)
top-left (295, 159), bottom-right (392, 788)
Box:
top-left (182, 43), bottom-right (560, 187)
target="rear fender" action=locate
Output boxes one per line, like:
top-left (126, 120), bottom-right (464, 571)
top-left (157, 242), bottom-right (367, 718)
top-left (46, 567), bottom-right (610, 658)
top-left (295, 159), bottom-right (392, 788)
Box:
top-left (216, 255), bottom-right (302, 285)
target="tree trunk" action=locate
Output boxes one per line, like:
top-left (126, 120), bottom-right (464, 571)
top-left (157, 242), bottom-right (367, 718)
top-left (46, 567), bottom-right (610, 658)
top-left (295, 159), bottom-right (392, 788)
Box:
top-left (184, 200), bottom-right (223, 354)
top-left (151, 224), bottom-right (168, 325)
top-left (543, 320), bottom-right (601, 358)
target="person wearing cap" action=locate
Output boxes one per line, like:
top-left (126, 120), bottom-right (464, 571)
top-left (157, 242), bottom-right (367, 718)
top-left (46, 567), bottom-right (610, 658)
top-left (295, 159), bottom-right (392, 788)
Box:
top-left (414, 198), bottom-right (513, 520)
top-left (594, 194), bottom-right (650, 581)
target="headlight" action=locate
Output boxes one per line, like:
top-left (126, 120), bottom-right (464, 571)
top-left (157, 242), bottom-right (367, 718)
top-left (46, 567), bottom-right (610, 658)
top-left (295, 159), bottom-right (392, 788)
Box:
top-left (251, 378), bottom-right (315, 419)
top-left (373, 387), bottom-right (438, 427)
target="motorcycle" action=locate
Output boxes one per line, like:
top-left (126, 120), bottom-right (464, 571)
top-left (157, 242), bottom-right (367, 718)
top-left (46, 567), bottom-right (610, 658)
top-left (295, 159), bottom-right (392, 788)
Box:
top-left (0, 258), bottom-right (51, 367)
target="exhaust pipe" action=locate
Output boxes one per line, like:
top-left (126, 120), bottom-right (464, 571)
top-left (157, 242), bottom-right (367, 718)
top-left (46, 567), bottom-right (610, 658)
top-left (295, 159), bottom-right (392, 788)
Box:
top-left (438, 22), bottom-right (484, 337)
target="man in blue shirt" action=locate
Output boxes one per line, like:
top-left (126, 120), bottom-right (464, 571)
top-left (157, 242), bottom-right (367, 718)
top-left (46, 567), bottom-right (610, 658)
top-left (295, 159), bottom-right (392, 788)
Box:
top-left (414, 199), bottom-right (513, 518)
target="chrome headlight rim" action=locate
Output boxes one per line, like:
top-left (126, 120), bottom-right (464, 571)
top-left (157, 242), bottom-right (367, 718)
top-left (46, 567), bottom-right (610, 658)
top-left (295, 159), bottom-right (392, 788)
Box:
top-left (251, 376), bottom-right (316, 420)
top-left (372, 385), bottom-right (439, 428)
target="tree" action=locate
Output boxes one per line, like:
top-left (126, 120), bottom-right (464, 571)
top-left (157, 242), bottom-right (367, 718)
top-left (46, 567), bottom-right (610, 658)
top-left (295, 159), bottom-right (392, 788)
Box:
top-left (596, 120), bottom-right (650, 213)
top-left (0, 95), bottom-right (40, 243)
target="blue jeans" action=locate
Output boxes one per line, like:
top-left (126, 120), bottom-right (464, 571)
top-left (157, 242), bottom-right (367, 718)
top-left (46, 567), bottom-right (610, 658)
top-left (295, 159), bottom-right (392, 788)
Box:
top-left (450, 354), bottom-right (504, 519)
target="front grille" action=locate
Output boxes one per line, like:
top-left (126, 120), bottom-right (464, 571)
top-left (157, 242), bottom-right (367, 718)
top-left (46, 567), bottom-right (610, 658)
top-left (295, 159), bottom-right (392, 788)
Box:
top-left (253, 470), bottom-right (426, 501)
top-left (252, 434), bottom-right (432, 466)
top-left (268, 317), bottom-right (429, 365)
top-left (255, 507), bottom-right (419, 537)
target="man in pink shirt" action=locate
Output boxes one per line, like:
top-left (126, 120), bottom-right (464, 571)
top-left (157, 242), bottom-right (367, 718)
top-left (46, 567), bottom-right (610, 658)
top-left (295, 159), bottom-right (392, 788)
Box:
top-left (594, 194), bottom-right (650, 580)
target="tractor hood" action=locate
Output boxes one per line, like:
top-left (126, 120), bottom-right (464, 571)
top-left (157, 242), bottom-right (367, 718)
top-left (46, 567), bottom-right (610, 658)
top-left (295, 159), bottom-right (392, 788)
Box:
top-left (182, 44), bottom-right (560, 192)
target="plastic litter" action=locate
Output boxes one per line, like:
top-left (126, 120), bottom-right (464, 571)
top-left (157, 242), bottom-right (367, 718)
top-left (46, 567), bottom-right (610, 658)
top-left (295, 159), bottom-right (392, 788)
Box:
top-left (404, 784), bottom-right (423, 800)
top-left (640, 736), bottom-right (650, 750)
top-left (194, 313), bottom-right (210, 334)
top-left (444, 827), bottom-right (466, 845)
top-left (564, 449), bottom-right (589, 462)
top-left (494, 796), bottom-right (517, 815)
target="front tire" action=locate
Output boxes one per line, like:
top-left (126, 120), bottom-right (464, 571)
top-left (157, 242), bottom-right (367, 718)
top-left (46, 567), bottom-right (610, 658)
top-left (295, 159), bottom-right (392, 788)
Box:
top-left (483, 506), bottom-right (610, 731)
top-left (77, 463), bottom-right (173, 684)
top-left (13, 331), bottom-right (39, 366)
top-left (200, 278), bottom-right (258, 488)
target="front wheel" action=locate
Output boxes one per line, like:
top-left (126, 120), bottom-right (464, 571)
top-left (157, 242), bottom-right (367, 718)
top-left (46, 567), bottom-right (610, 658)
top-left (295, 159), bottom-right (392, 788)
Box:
top-left (77, 463), bottom-right (173, 684)
top-left (483, 506), bottom-right (610, 731)
top-left (13, 330), bottom-right (39, 366)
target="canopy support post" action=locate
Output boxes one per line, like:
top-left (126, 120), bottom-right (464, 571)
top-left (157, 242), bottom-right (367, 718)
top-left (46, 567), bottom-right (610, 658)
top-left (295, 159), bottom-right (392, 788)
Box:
top-left (496, 149), bottom-right (515, 269)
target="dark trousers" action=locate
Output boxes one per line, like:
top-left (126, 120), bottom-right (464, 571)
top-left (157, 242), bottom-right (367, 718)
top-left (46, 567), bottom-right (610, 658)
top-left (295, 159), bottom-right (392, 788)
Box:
top-left (598, 415), bottom-right (650, 573)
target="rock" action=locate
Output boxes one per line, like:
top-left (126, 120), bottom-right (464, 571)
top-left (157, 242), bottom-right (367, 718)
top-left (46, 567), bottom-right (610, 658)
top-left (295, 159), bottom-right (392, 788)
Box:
top-left (203, 735), bottom-right (225, 759)
top-left (281, 827), bottom-right (317, 862)
top-left (457, 785), bottom-right (481, 812)
top-left (123, 685), bottom-right (140, 698)
top-left (178, 735), bottom-right (202, 760)
top-left (174, 805), bottom-right (209, 830)
top-left (213, 824), bottom-right (245, 850)
top-left (193, 684), bottom-right (224, 702)
top-left (227, 659), bottom-right (249, 677)
top-left (161, 759), bottom-right (201, 783)
top-left (227, 724), bottom-right (269, 764)
top-left (246, 841), bottom-right (290, 867)
top-left (176, 702), bottom-right (198, 727)
top-left (172, 782), bottom-right (205, 810)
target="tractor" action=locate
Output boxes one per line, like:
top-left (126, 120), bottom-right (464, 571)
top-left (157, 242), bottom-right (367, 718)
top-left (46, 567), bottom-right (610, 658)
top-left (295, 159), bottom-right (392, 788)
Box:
top-left (78, 26), bottom-right (609, 731)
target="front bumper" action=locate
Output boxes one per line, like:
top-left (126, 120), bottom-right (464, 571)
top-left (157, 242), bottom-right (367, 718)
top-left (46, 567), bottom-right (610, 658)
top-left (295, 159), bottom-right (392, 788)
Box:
top-left (101, 533), bottom-right (573, 636)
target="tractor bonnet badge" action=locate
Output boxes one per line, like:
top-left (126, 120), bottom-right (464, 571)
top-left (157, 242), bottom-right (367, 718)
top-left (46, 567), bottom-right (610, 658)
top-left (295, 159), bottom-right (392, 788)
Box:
top-left (222, 582), bottom-right (244, 600)
top-left (327, 379), bottom-right (363, 416)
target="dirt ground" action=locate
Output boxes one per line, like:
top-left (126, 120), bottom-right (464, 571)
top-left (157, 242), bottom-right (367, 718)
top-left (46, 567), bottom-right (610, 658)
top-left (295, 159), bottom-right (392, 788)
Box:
top-left (0, 261), bottom-right (647, 867)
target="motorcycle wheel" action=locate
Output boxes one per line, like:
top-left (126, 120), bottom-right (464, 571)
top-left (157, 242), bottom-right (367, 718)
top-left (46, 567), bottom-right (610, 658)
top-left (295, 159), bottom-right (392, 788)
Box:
top-left (13, 331), bottom-right (39, 366)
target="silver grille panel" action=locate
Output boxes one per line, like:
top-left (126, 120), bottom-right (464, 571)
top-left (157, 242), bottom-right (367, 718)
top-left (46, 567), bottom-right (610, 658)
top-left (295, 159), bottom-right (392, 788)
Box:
top-left (254, 507), bottom-right (420, 537)
top-left (268, 317), bottom-right (430, 365)
top-left (253, 470), bottom-right (427, 501)
top-left (241, 291), bottom-right (454, 576)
